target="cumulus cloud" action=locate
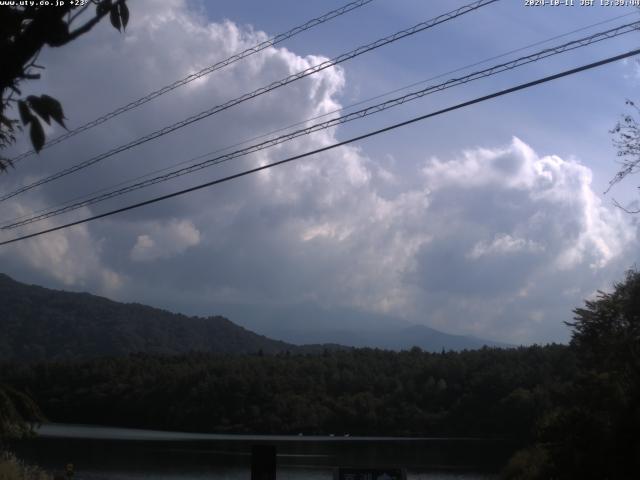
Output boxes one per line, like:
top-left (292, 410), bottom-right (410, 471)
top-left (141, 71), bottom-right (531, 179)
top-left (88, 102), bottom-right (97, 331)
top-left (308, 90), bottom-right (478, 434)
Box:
top-left (412, 137), bottom-right (637, 341)
top-left (0, 202), bottom-right (123, 295)
top-left (130, 219), bottom-right (201, 261)
top-left (421, 137), bottom-right (635, 272)
top-left (1, 0), bottom-right (349, 291)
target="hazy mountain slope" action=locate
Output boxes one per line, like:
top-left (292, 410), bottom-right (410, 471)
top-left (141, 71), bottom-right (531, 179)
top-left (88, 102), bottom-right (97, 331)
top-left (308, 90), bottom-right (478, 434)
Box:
top-left (270, 324), bottom-right (509, 352)
top-left (220, 303), bottom-right (509, 351)
top-left (0, 274), bottom-right (296, 361)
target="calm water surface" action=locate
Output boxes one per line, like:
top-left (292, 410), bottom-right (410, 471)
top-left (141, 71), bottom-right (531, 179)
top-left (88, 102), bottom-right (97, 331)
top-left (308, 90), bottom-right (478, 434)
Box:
top-left (10, 424), bottom-right (513, 480)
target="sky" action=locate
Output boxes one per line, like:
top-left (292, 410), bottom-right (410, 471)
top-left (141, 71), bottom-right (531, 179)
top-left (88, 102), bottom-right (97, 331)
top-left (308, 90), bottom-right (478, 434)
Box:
top-left (1, 0), bottom-right (640, 344)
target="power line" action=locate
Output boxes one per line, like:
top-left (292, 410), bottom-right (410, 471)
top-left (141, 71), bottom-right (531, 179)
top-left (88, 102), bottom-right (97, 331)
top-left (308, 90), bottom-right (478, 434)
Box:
top-left (5, 10), bottom-right (634, 228)
top-left (326, 10), bottom-right (639, 117)
top-left (0, 0), bottom-right (499, 203)
top-left (4, 19), bottom-right (638, 230)
top-left (8, 0), bottom-right (376, 163)
top-left (2, 47), bottom-right (638, 247)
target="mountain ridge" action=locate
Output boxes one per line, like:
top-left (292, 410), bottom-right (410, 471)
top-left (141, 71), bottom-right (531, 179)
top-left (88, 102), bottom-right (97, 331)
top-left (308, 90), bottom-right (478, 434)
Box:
top-left (212, 301), bottom-right (510, 351)
top-left (0, 273), bottom-right (301, 361)
top-left (0, 273), bottom-right (507, 362)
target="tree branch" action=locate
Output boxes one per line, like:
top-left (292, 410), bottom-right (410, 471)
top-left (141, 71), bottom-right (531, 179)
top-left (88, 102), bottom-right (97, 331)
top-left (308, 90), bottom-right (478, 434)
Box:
top-left (65, 14), bottom-right (104, 43)
top-left (612, 198), bottom-right (640, 214)
top-left (68, 3), bottom-right (93, 25)
top-left (65, 3), bottom-right (120, 44)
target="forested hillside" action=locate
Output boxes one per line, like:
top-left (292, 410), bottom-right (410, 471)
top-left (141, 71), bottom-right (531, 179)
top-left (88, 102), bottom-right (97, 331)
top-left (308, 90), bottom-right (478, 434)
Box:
top-left (0, 274), bottom-right (296, 361)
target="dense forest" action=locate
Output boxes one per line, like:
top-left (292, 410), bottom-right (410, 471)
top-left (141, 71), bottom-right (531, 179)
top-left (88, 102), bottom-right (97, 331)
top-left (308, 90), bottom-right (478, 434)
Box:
top-left (0, 345), bottom-right (574, 438)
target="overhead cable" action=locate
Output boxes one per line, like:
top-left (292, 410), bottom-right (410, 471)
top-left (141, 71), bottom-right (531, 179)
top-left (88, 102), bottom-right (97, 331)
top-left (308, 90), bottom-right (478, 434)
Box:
top-left (5, 19), bottom-right (638, 230)
top-left (5, 9), bottom-right (634, 228)
top-left (2, 47), bottom-right (638, 246)
top-left (8, 0), bottom-right (376, 163)
top-left (0, 0), bottom-right (499, 202)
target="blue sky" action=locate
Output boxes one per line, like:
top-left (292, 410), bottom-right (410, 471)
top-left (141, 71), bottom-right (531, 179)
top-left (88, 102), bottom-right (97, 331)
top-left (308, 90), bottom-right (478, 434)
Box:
top-left (1, 0), bottom-right (639, 344)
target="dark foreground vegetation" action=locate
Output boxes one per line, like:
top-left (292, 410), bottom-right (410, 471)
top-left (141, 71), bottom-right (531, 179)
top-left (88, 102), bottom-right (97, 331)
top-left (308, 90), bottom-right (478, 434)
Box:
top-left (1, 345), bottom-right (574, 438)
top-left (1, 270), bottom-right (639, 479)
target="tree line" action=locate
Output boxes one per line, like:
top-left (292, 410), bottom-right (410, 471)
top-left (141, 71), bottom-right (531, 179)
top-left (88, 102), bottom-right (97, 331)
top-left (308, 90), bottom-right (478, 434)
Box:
top-left (0, 344), bottom-right (574, 440)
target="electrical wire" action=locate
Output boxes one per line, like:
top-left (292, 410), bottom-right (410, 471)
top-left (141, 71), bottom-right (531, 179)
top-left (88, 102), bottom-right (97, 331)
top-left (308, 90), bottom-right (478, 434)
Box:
top-left (0, 0), bottom-right (500, 203)
top-left (8, 0), bottom-right (376, 163)
top-left (4, 19), bottom-right (638, 230)
top-left (2, 47), bottom-right (638, 247)
top-left (4, 10), bottom-right (635, 228)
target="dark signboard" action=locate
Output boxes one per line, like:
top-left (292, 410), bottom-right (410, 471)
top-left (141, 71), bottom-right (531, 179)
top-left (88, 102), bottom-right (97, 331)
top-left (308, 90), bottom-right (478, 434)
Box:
top-left (251, 445), bottom-right (276, 480)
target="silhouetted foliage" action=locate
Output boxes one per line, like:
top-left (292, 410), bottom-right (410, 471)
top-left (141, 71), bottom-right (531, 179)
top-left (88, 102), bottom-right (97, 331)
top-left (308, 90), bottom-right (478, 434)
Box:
top-left (0, 451), bottom-right (51, 480)
top-left (0, 384), bottom-right (44, 441)
top-left (505, 269), bottom-right (640, 479)
top-left (0, 0), bottom-right (129, 170)
top-left (609, 100), bottom-right (640, 212)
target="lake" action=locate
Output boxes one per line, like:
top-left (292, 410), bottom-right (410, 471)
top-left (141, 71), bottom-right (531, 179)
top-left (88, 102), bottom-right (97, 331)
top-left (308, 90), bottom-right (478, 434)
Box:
top-left (9, 424), bottom-right (515, 479)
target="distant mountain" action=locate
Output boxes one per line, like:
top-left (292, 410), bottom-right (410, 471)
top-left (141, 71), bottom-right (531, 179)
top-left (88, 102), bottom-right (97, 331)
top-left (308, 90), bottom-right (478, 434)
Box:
top-left (216, 302), bottom-right (509, 352)
top-left (0, 274), bottom-right (303, 362)
top-left (269, 324), bottom-right (509, 352)
top-left (378, 324), bottom-right (510, 350)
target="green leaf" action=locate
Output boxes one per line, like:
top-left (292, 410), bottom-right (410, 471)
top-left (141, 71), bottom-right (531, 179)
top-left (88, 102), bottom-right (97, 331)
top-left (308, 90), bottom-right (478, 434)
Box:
top-left (27, 96), bottom-right (51, 125)
top-left (30, 119), bottom-right (45, 153)
top-left (110, 6), bottom-right (121, 31)
top-left (39, 95), bottom-right (66, 128)
top-left (119, 1), bottom-right (129, 30)
top-left (17, 101), bottom-right (32, 125)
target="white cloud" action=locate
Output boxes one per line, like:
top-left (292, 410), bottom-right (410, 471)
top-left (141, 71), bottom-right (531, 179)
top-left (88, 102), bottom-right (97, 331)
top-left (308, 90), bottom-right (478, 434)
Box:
top-left (422, 137), bottom-right (635, 271)
top-left (411, 137), bottom-right (637, 341)
top-left (467, 234), bottom-right (544, 259)
top-left (131, 219), bottom-right (201, 261)
top-left (0, 202), bottom-right (122, 295)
